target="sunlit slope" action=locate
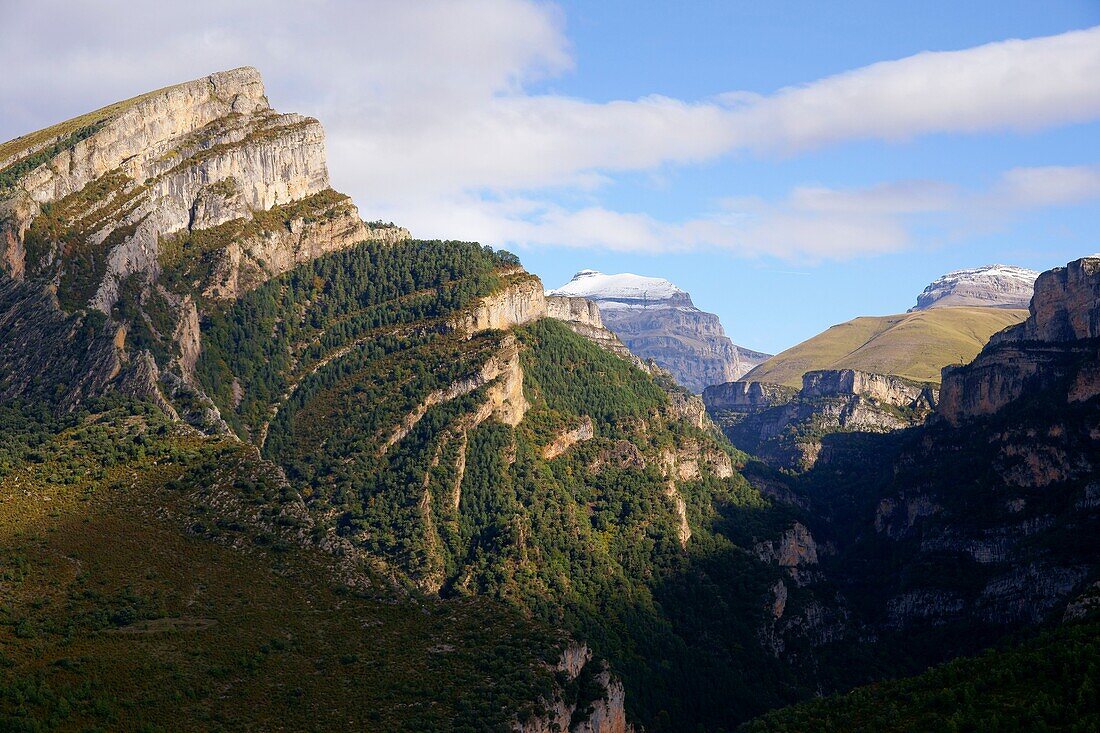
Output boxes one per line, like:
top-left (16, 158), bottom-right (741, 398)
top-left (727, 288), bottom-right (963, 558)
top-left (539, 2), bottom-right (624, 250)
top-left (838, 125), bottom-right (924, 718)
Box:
top-left (744, 307), bottom-right (1028, 387)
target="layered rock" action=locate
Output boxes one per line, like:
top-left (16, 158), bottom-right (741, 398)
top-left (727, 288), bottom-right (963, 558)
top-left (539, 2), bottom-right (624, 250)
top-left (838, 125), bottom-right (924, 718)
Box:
top-left (939, 256), bottom-right (1100, 423)
top-left (548, 270), bottom-right (768, 392)
top-left (782, 257), bottom-right (1100, 665)
top-left (705, 369), bottom-right (937, 470)
top-left (911, 264), bottom-right (1039, 310)
top-left (0, 67), bottom-right (407, 415)
top-left (545, 294), bottom-right (638, 362)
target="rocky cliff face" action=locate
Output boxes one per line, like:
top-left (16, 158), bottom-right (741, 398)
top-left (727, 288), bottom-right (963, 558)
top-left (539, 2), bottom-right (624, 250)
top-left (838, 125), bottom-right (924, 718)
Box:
top-left (548, 270), bottom-right (768, 392)
top-left (781, 257), bottom-right (1100, 669)
top-left (939, 256), bottom-right (1100, 423)
top-left (545, 294), bottom-right (639, 362)
top-left (911, 264), bottom-right (1039, 310)
top-left (0, 67), bottom-right (407, 416)
top-left (705, 370), bottom-right (937, 470)
top-left (517, 642), bottom-right (633, 733)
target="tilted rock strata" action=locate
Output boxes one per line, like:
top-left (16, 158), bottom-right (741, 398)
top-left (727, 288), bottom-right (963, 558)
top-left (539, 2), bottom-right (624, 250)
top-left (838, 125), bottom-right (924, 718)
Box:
top-left (0, 67), bottom-right (407, 415)
top-left (546, 294), bottom-right (639, 362)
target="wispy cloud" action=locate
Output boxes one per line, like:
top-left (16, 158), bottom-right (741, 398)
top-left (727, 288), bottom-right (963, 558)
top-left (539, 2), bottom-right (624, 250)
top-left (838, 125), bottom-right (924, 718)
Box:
top-left (370, 164), bottom-right (1100, 261)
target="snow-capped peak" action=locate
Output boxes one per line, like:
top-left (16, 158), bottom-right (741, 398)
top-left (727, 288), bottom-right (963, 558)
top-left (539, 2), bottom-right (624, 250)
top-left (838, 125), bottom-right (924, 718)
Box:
top-left (912, 264), bottom-right (1040, 311)
top-left (547, 270), bottom-right (686, 302)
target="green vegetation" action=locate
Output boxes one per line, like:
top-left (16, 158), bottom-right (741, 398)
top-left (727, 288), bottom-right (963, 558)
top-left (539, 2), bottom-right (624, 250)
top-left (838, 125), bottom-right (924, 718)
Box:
top-left (741, 621), bottom-right (1100, 732)
top-left (186, 237), bottom-right (813, 729)
top-left (745, 307), bottom-right (1027, 387)
top-left (0, 400), bottom-right (566, 732)
top-left (157, 187), bottom-right (352, 297)
top-left (196, 238), bottom-right (507, 436)
top-left (0, 123), bottom-right (103, 191)
top-left (21, 168), bottom-right (149, 311)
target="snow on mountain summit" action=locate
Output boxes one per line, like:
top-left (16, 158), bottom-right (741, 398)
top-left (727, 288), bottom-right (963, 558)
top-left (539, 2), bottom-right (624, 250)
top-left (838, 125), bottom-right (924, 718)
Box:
top-left (912, 264), bottom-right (1040, 311)
top-left (547, 270), bottom-right (685, 302)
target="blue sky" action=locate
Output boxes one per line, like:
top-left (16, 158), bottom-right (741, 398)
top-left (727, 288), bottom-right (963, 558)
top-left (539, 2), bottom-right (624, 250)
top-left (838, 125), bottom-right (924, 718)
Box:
top-left (515, 1), bottom-right (1100, 352)
top-left (3, 0), bottom-right (1099, 353)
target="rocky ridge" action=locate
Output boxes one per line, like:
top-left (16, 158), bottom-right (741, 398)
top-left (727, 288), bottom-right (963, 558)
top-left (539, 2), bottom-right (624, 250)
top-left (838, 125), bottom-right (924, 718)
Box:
top-left (911, 264), bottom-right (1039, 310)
top-left (782, 256), bottom-right (1099, 666)
top-left (704, 369), bottom-right (937, 470)
top-left (0, 67), bottom-right (408, 416)
top-left (548, 270), bottom-right (768, 393)
top-left (939, 256), bottom-right (1100, 423)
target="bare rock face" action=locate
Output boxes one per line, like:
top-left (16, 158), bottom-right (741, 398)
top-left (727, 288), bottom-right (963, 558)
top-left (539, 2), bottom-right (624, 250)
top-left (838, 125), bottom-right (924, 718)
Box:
top-left (516, 642), bottom-right (634, 733)
top-left (939, 256), bottom-right (1100, 424)
top-left (0, 67), bottom-right (408, 417)
top-left (911, 264), bottom-right (1039, 310)
top-left (548, 270), bottom-right (768, 393)
top-left (702, 380), bottom-right (797, 414)
top-left (705, 370), bottom-right (937, 470)
top-left (546, 294), bottom-right (639, 362)
top-left (457, 272), bottom-right (547, 334)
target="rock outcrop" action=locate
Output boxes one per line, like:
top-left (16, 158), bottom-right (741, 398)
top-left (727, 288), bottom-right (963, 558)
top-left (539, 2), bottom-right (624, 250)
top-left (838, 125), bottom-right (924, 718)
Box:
top-left (0, 67), bottom-right (407, 415)
top-left (705, 369), bottom-right (937, 470)
top-left (548, 270), bottom-right (768, 392)
top-left (546, 294), bottom-right (638, 362)
top-left (516, 642), bottom-right (633, 733)
top-left (784, 257), bottom-right (1100, 666)
top-left (911, 264), bottom-right (1039, 310)
top-left (939, 256), bottom-right (1100, 424)
top-left (457, 272), bottom-right (547, 334)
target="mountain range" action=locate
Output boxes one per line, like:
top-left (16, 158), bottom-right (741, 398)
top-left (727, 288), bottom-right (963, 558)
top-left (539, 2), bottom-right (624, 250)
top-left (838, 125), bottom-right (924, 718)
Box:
top-left (1, 68), bottom-right (1097, 733)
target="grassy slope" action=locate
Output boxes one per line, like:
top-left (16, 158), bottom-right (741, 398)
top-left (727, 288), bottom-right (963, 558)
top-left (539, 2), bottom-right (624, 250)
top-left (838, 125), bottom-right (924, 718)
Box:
top-left (0, 81), bottom-right (182, 166)
top-left (740, 620), bottom-right (1100, 733)
top-left (744, 307), bottom-right (1027, 387)
top-left (0, 402), bottom-right (563, 732)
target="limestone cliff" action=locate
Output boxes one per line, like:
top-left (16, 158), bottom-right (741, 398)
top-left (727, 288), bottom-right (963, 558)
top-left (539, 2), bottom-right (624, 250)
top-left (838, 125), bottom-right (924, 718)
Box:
top-left (911, 264), bottom-right (1039, 310)
top-left (516, 642), bottom-right (633, 733)
top-left (705, 369), bottom-right (937, 470)
top-left (548, 270), bottom-right (768, 392)
top-left (545, 294), bottom-right (638, 362)
top-left (781, 257), bottom-right (1100, 664)
top-left (0, 67), bottom-right (407, 417)
top-left (939, 256), bottom-right (1100, 424)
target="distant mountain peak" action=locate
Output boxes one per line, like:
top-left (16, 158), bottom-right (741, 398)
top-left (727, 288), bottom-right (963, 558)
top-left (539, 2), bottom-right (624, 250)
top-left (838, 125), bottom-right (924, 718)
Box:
top-left (547, 270), bottom-right (768, 392)
top-left (911, 263), bottom-right (1039, 311)
top-left (547, 270), bottom-right (686, 303)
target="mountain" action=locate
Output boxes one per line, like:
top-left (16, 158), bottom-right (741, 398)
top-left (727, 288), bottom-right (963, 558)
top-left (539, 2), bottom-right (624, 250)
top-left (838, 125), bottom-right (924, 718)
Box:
top-left (742, 307), bottom-right (1027, 388)
top-left (0, 68), bottom-right (837, 732)
top-left (768, 256), bottom-right (1100, 681)
top-left (548, 270), bottom-right (769, 392)
top-left (911, 264), bottom-right (1040, 310)
top-left (3, 67), bottom-right (1098, 733)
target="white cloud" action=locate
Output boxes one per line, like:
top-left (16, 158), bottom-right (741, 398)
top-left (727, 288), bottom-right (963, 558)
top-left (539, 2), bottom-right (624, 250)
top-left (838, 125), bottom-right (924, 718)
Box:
top-left (2, 2), bottom-right (1099, 259)
top-left (371, 164), bottom-right (1100, 262)
top-left (992, 164), bottom-right (1100, 208)
top-left (731, 26), bottom-right (1100, 151)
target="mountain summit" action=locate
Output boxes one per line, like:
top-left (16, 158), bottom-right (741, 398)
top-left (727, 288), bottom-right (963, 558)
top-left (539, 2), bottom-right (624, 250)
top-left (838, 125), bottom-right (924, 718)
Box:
top-left (548, 269), bottom-right (688, 303)
top-left (911, 264), bottom-right (1039, 310)
top-left (548, 270), bottom-right (768, 392)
